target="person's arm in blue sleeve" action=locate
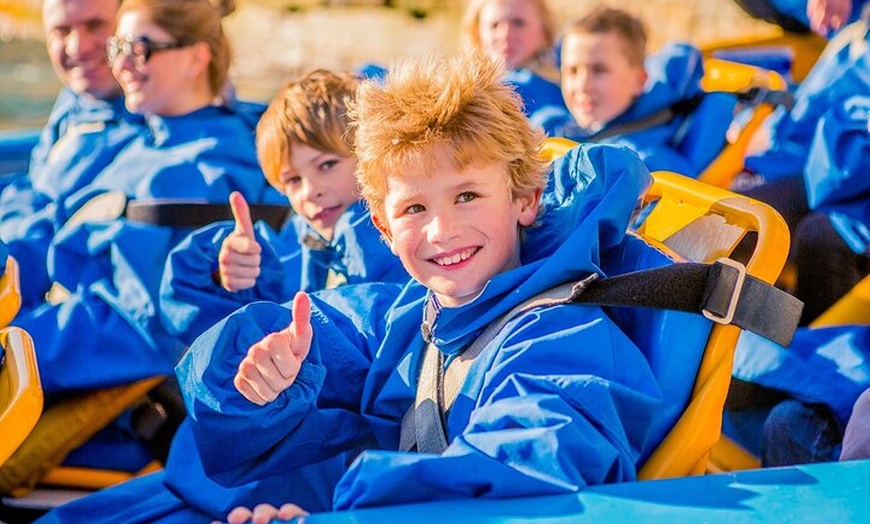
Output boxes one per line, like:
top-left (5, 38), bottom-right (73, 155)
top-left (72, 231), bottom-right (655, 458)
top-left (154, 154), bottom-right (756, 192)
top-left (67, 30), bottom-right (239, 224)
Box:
top-left (159, 219), bottom-right (301, 347)
top-left (804, 95), bottom-right (870, 210)
top-left (178, 283), bottom-right (402, 487)
top-left (333, 306), bottom-right (661, 510)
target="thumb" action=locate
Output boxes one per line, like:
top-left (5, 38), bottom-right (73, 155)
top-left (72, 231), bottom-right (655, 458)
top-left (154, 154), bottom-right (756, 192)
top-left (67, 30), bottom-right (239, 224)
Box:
top-left (229, 191), bottom-right (255, 239)
top-left (288, 291), bottom-right (312, 357)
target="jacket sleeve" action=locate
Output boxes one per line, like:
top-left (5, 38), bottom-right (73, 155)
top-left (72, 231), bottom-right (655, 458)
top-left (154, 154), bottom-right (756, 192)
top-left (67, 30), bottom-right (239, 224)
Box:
top-left (159, 220), bottom-right (302, 347)
top-left (333, 306), bottom-right (662, 510)
top-left (18, 219), bottom-right (182, 393)
top-left (178, 283), bottom-right (402, 487)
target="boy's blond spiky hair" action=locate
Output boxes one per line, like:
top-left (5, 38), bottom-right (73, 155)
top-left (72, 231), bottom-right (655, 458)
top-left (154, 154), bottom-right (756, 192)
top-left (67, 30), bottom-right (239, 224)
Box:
top-left (351, 50), bottom-right (547, 224)
top-left (256, 69), bottom-right (359, 191)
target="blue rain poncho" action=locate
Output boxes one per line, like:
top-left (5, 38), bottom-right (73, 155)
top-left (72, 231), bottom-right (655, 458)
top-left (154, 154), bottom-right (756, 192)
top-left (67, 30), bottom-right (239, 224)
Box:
top-left (744, 19), bottom-right (869, 182)
top-left (0, 89), bottom-right (145, 310)
top-left (803, 94), bottom-right (869, 255)
top-left (14, 103), bottom-right (283, 396)
top-left (545, 43), bottom-right (735, 178)
top-left (733, 325), bottom-right (870, 429)
top-left (178, 144), bottom-right (697, 511)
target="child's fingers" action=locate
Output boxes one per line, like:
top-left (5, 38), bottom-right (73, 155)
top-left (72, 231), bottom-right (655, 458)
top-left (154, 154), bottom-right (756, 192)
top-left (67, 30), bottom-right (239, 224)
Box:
top-left (230, 191), bottom-right (255, 240)
top-left (289, 291), bottom-right (313, 357)
top-left (252, 503), bottom-right (282, 524)
top-left (277, 503), bottom-right (309, 519)
top-left (225, 506), bottom-right (254, 524)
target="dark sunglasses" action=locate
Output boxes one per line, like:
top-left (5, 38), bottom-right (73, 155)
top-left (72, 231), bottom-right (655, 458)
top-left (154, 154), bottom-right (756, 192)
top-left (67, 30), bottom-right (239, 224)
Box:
top-left (107, 35), bottom-right (189, 66)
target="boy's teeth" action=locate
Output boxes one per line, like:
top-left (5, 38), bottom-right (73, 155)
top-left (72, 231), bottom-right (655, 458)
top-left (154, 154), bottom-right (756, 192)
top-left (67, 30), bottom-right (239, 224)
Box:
top-left (435, 248), bottom-right (475, 266)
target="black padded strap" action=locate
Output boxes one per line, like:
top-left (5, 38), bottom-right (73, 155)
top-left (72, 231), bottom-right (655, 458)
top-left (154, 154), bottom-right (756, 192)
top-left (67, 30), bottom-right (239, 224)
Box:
top-left (736, 86), bottom-right (795, 112)
top-left (125, 200), bottom-right (290, 230)
top-left (586, 93), bottom-right (706, 143)
top-left (576, 260), bottom-right (803, 347)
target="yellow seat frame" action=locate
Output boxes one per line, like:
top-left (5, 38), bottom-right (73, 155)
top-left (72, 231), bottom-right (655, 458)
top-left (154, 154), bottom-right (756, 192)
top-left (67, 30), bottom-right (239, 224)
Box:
top-left (541, 138), bottom-right (790, 479)
top-left (696, 58), bottom-right (789, 189)
top-left (0, 255), bottom-right (43, 467)
top-left (0, 256), bottom-right (22, 328)
top-left (700, 28), bottom-right (827, 83)
top-left (0, 327), bottom-right (43, 468)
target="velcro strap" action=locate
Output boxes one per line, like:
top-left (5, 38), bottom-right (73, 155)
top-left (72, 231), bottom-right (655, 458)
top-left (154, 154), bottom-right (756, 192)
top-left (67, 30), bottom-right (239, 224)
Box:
top-left (577, 259), bottom-right (803, 347)
top-left (125, 200), bottom-right (290, 230)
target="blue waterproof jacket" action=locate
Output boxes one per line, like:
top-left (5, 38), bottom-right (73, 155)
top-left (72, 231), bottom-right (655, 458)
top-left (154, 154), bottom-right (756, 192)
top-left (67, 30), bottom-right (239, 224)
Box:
top-left (13, 103), bottom-right (283, 396)
top-left (545, 43), bottom-right (735, 178)
top-left (506, 66), bottom-right (570, 127)
top-left (804, 94), bottom-right (869, 254)
top-left (34, 203), bottom-right (409, 523)
top-left (0, 89), bottom-right (144, 310)
top-left (178, 144), bottom-right (687, 511)
top-left (160, 202), bottom-right (408, 347)
top-left (733, 325), bottom-right (870, 428)
top-left (744, 19), bottom-right (869, 182)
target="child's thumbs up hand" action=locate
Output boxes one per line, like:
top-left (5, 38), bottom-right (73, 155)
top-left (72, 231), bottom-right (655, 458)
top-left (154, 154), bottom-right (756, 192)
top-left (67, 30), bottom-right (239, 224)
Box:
top-left (218, 191), bottom-right (262, 291)
top-left (235, 292), bottom-right (314, 405)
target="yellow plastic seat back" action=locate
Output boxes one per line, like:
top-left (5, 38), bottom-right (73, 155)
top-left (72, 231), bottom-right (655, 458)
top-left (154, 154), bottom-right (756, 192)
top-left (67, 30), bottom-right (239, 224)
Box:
top-left (810, 275), bottom-right (870, 328)
top-left (541, 138), bottom-right (791, 478)
top-left (696, 58), bottom-right (789, 189)
top-left (635, 170), bottom-right (789, 479)
top-left (700, 28), bottom-right (827, 83)
top-left (0, 256), bottom-right (22, 328)
top-left (0, 327), bottom-right (43, 466)
top-left (0, 376), bottom-right (164, 496)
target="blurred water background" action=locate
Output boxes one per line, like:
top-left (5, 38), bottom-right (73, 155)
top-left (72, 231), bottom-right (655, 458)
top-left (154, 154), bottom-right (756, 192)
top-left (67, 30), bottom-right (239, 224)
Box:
top-left (0, 0), bottom-right (778, 130)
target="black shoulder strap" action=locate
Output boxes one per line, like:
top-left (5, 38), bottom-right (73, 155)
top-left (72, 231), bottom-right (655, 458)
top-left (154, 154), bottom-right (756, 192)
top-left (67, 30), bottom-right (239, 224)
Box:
top-left (586, 93), bottom-right (707, 143)
top-left (735, 86), bottom-right (795, 112)
top-left (574, 259), bottom-right (802, 347)
top-left (125, 200), bottom-right (290, 230)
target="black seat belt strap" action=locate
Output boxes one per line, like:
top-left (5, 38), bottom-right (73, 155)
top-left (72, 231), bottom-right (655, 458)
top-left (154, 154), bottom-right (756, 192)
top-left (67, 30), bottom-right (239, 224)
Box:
top-left (125, 200), bottom-right (290, 230)
top-left (575, 259), bottom-right (803, 347)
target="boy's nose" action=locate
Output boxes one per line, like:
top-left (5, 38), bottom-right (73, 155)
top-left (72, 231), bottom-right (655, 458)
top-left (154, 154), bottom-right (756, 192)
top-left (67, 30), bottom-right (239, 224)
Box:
top-left (301, 179), bottom-right (325, 201)
top-left (426, 213), bottom-right (460, 244)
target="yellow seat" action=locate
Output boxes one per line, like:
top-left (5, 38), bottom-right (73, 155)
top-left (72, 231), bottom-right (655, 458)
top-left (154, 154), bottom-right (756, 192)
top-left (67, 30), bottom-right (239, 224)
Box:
top-left (0, 376), bottom-right (165, 496)
top-left (696, 58), bottom-right (789, 189)
top-left (0, 327), bottom-right (43, 467)
top-left (707, 276), bottom-right (870, 473)
top-left (700, 28), bottom-right (827, 83)
top-left (541, 138), bottom-right (791, 478)
top-left (635, 170), bottom-right (789, 479)
top-left (809, 275), bottom-right (870, 328)
top-left (0, 256), bottom-right (22, 328)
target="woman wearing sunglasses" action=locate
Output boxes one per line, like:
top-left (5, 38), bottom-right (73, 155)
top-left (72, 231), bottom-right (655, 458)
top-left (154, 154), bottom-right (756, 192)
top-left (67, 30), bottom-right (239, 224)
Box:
top-left (11, 0), bottom-right (283, 481)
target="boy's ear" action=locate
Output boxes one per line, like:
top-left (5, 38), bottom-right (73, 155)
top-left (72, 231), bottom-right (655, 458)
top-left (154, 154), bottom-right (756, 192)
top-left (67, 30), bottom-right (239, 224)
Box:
top-left (634, 68), bottom-right (649, 96)
top-left (371, 213), bottom-right (395, 251)
top-left (517, 188), bottom-right (543, 227)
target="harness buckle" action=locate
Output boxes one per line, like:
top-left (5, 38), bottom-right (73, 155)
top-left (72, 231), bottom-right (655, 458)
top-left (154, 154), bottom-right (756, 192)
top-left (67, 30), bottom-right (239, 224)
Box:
top-left (702, 258), bottom-right (747, 325)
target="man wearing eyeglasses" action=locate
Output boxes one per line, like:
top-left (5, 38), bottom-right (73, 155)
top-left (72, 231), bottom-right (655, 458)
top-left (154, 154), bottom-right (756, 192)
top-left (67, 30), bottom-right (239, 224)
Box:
top-left (0, 0), bottom-right (145, 312)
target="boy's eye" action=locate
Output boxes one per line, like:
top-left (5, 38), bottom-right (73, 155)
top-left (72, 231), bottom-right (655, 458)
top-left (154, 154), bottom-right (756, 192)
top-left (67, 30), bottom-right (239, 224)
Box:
top-left (456, 191), bottom-right (478, 204)
top-left (318, 159), bottom-right (339, 172)
top-left (284, 176), bottom-right (302, 187)
top-left (405, 203), bottom-right (425, 215)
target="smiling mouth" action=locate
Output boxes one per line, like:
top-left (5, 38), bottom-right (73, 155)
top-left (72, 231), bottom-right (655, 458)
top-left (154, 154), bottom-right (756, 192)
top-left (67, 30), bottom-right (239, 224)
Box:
top-left (311, 206), bottom-right (341, 222)
top-left (432, 247), bottom-right (480, 267)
